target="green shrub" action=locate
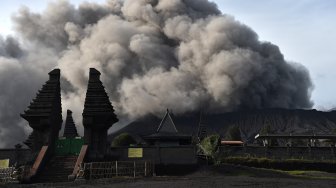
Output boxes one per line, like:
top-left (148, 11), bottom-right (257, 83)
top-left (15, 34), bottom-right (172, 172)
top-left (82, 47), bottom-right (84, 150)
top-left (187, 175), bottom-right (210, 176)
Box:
top-left (111, 132), bottom-right (137, 147)
top-left (221, 157), bottom-right (336, 172)
top-left (198, 134), bottom-right (220, 163)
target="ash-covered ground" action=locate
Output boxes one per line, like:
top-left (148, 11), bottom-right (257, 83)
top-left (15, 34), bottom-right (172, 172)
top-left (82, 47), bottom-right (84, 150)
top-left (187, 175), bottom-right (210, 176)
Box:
top-left (4, 165), bottom-right (336, 188)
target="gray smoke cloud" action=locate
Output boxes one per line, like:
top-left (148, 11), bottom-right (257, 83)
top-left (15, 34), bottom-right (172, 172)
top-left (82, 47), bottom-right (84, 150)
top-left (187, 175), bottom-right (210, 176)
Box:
top-left (0, 0), bottom-right (313, 147)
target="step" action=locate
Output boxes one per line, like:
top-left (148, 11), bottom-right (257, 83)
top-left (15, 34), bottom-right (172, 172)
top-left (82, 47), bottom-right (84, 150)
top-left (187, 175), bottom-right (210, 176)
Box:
top-left (44, 168), bottom-right (74, 171)
top-left (40, 169), bottom-right (73, 173)
top-left (37, 176), bottom-right (70, 179)
top-left (34, 155), bottom-right (79, 183)
top-left (39, 171), bottom-right (73, 175)
top-left (36, 177), bottom-right (71, 183)
top-left (46, 164), bottom-right (75, 167)
top-left (52, 159), bottom-right (77, 162)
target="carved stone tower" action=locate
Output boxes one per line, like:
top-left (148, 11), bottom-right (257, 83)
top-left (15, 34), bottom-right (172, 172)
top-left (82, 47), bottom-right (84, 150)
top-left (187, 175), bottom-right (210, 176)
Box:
top-left (21, 69), bottom-right (62, 153)
top-left (83, 68), bottom-right (118, 159)
top-left (63, 110), bottom-right (79, 138)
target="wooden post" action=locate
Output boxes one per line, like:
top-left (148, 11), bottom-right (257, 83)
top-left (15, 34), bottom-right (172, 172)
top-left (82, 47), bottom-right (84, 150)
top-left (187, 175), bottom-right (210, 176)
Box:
top-left (133, 161), bottom-right (136, 178)
top-left (145, 161), bottom-right (147, 177)
top-left (152, 160), bottom-right (155, 176)
top-left (116, 161), bottom-right (118, 177)
top-left (90, 163), bottom-right (92, 180)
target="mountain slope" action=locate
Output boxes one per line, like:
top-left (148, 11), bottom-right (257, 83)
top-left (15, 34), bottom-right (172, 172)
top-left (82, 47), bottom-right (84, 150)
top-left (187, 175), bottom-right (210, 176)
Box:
top-left (109, 109), bottom-right (336, 143)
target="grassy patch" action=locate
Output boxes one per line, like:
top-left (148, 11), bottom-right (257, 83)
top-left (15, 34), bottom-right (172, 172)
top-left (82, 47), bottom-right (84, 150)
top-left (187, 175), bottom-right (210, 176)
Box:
top-left (278, 170), bottom-right (336, 180)
top-left (221, 157), bottom-right (336, 173)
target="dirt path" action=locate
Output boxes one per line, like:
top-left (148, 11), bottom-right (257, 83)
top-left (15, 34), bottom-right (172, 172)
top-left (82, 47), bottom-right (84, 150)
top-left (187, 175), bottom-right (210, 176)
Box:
top-left (4, 165), bottom-right (336, 188)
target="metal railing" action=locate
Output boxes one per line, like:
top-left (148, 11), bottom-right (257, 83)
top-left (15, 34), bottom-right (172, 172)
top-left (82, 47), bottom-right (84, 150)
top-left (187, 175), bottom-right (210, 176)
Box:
top-left (0, 167), bottom-right (15, 184)
top-left (78, 161), bottom-right (153, 180)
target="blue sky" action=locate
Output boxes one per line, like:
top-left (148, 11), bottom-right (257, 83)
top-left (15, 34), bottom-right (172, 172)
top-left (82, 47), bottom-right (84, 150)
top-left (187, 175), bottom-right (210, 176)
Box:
top-left (1, 0), bottom-right (335, 110)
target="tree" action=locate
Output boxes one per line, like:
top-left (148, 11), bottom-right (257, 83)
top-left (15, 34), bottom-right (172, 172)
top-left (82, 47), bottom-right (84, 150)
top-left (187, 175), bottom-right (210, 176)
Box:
top-left (225, 125), bottom-right (242, 141)
top-left (111, 132), bottom-right (137, 147)
top-left (259, 125), bottom-right (278, 146)
top-left (198, 134), bottom-right (220, 163)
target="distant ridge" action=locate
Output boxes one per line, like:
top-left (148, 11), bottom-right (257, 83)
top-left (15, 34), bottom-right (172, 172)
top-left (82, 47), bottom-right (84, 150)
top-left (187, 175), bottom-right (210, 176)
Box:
top-left (109, 109), bottom-right (336, 143)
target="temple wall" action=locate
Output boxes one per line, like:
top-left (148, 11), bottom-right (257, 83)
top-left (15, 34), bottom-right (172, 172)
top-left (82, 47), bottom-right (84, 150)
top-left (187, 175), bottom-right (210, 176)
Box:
top-left (0, 149), bottom-right (32, 166)
top-left (109, 146), bottom-right (197, 165)
top-left (219, 146), bottom-right (336, 160)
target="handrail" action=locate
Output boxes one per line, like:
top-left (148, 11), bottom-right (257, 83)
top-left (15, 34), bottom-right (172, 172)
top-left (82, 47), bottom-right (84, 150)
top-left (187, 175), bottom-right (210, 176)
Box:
top-left (68, 145), bottom-right (88, 180)
top-left (23, 146), bottom-right (48, 182)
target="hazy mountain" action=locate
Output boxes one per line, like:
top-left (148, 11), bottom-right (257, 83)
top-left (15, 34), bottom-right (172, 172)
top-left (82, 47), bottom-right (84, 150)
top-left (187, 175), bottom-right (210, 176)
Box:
top-left (109, 109), bottom-right (336, 143)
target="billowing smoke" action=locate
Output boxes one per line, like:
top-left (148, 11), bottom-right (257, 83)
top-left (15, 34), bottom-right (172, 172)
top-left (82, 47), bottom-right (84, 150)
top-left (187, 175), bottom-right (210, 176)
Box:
top-left (0, 0), bottom-right (313, 147)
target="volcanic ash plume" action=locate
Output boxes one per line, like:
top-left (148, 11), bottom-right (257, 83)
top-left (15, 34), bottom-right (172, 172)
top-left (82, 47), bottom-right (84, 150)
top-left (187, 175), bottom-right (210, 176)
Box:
top-left (0, 0), bottom-right (313, 147)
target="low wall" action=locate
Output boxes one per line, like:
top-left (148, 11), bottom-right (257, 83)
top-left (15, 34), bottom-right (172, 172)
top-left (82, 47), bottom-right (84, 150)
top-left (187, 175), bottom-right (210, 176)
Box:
top-left (109, 146), bottom-right (197, 165)
top-left (0, 149), bottom-right (32, 166)
top-left (219, 146), bottom-right (336, 160)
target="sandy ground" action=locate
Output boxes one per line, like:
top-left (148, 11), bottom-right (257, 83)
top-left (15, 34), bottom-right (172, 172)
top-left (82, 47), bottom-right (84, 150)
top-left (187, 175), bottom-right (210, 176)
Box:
top-left (3, 165), bottom-right (336, 188)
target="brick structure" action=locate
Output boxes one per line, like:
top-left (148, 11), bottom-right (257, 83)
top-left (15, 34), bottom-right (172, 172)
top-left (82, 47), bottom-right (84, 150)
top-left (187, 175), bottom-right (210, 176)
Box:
top-left (83, 68), bottom-right (118, 160)
top-left (21, 69), bottom-right (62, 153)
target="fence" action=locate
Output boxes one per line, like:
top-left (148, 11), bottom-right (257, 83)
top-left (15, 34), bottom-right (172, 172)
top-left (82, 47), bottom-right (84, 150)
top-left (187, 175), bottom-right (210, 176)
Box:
top-left (17, 165), bottom-right (32, 181)
top-left (218, 146), bottom-right (336, 161)
top-left (0, 167), bottom-right (14, 184)
top-left (79, 161), bottom-right (153, 180)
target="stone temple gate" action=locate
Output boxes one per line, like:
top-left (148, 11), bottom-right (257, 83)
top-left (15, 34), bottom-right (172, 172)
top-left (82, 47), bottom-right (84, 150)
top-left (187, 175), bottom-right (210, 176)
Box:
top-left (20, 68), bottom-right (118, 183)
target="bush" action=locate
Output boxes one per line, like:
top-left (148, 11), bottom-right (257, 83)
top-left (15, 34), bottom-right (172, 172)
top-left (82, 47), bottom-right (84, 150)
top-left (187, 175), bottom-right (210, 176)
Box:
top-left (198, 134), bottom-right (220, 163)
top-left (221, 157), bottom-right (336, 172)
top-left (111, 132), bottom-right (137, 147)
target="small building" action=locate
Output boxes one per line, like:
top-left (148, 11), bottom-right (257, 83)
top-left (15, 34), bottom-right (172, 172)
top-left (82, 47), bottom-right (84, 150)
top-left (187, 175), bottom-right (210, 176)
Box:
top-left (143, 109), bottom-right (192, 146)
top-left (220, 140), bottom-right (244, 146)
top-left (110, 109), bottom-right (197, 166)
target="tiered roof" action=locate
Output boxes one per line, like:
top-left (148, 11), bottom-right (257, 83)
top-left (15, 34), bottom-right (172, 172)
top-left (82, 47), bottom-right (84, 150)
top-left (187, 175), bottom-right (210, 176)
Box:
top-left (21, 69), bottom-right (62, 122)
top-left (63, 110), bottom-right (79, 138)
top-left (83, 68), bottom-right (117, 121)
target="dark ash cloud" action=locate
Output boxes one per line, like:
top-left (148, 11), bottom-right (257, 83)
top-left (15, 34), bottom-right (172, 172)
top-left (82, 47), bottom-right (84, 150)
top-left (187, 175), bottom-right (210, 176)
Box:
top-left (0, 0), bottom-right (313, 147)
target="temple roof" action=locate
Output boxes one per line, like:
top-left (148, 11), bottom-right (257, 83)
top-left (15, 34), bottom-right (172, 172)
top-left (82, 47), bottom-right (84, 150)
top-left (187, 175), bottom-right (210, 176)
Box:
top-left (144, 132), bottom-right (191, 140)
top-left (63, 110), bottom-right (79, 138)
top-left (83, 68), bottom-right (118, 119)
top-left (144, 109), bottom-right (191, 140)
top-left (21, 69), bottom-right (62, 120)
top-left (157, 109), bottom-right (178, 133)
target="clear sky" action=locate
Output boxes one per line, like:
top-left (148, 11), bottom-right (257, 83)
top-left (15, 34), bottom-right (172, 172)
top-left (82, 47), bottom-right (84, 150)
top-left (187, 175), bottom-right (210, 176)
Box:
top-left (1, 0), bottom-right (335, 110)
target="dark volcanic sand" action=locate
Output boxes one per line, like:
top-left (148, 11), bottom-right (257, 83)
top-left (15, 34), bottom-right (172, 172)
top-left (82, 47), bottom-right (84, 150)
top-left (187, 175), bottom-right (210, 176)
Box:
top-left (3, 165), bottom-right (336, 188)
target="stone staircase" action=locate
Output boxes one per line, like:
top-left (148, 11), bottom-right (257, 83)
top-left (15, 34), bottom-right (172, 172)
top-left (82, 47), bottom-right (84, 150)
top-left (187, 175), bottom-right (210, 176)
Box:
top-left (35, 155), bottom-right (78, 183)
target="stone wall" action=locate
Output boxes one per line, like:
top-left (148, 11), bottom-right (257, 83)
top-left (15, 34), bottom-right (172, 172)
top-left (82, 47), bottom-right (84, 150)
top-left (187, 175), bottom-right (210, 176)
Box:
top-left (109, 146), bottom-right (197, 165)
top-left (0, 149), bottom-right (32, 166)
top-left (219, 146), bottom-right (336, 160)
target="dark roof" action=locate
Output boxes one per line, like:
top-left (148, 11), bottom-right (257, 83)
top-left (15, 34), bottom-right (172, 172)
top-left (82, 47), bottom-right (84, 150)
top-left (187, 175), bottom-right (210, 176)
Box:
top-left (221, 141), bottom-right (244, 145)
top-left (157, 109), bottom-right (178, 133)
top-left (144, 109), bottom-right (191, 140)
top-left (144, 132), bottom-right (191, 140)
top-left (63, 110), bottom-right (79, 138)
top-left (255, 134), bottom-right (336, 140)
